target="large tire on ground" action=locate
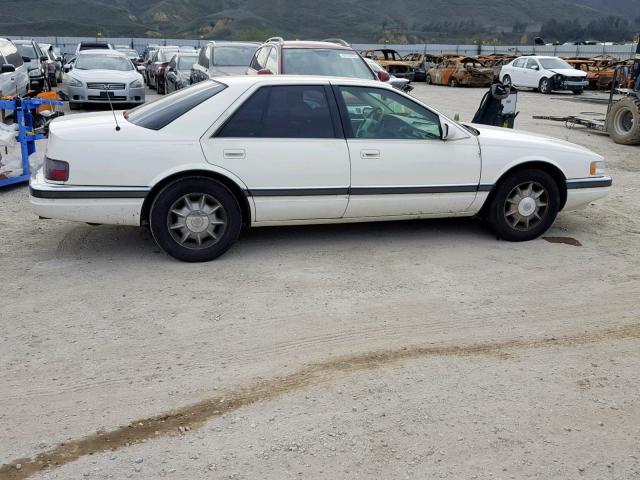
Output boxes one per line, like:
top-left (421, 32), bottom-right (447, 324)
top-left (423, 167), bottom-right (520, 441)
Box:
top-left (150, 177), bottom-right (242, 262)
top-left (487, 169), bottom-right (560, 242)
top-left (539, 77), bottom-right (552, 94)
top-left (606, 96), bottom-right (640, 146)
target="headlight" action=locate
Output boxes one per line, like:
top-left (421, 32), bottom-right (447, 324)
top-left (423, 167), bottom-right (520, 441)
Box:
top-left (66, 76), bottom-right (83, 87)
top-left (28, 68), bottom-right (41, 77)
top-left (590, 161), bottom-right (605, 176)
top-left (129, 79), bottom-right (143, 88)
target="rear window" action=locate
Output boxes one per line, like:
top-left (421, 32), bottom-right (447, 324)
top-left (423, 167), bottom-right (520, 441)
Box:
top-left (16, 43), bottom-right (37, 59)
top-left (212, 46), bottom-right (257, 66)
top-left (80, 43), bottom-right (110, 50)
top-left (178, 56), bottom-right (197, 70)
top-left (125, 81), bottom-right (226, 130)
top-left (283, 48), bottom-right (374, 79)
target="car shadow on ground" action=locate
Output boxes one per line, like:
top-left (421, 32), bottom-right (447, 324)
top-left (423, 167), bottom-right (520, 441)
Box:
top-left (47, 216), bottom-right (494, 263)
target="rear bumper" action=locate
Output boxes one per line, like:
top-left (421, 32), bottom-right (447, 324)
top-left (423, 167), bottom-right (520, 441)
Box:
top-left (30, 169), bottom-right (147, 226)
top-left (564, 176), bottom-right (612, 210)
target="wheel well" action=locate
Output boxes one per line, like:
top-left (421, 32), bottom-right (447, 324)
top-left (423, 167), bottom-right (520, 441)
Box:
top-left (480, 161), bottom-right (568, 216)
top-left (140, 171), bottom-right (252, 227)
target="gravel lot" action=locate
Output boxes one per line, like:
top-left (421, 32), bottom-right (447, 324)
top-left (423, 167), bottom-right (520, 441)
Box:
top-left (1, 83), bottom-right (639, 480)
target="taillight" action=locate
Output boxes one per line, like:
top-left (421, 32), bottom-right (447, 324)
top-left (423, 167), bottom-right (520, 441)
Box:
top-left (377, 71), bottom-right (390, 82)
top-left (44, 157), bottom-right (69, 182)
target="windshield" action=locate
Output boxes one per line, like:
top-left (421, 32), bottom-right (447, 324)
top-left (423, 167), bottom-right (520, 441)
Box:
top-left (126, 81), bottom-right (226, 130)
top-left (178, 56), bottom-right (197, 70)
top-left (366, 59), bottom-right (384, 73)
top-left (539, 58), bottom-right (573, 70)
top-left (75, 54), bottom-right (133, 71)
top-left (158, 49), bottom-right (179, 62)
top-left (121, 50), bottom-right (138, 59)
top-left (284, 49), bottom-right (374, 79)
top-left (16, 44), bottom-right (37, 59)
top-left (212, 46), bottom-right (257, 66)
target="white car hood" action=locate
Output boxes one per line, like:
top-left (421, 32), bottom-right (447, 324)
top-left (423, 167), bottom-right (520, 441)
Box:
top-left (547, 68), bottom-right (587, 78)
top-left (70, 69), bottom-right (141, 83)
top-left (469, 123), bottom-right (596, 156)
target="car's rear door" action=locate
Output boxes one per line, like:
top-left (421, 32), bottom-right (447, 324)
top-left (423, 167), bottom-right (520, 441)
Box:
top-left (334, 83), bottom-right (481, 217)
top-left (202, 82), bottom-right (350, 222)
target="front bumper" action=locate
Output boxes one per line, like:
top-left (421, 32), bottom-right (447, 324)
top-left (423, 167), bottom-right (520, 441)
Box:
top-left (556, 78), bottom-right (589, 91)
top-left (564, 176), bottom-right (612, 210)
top-left (66, 84), bottom-right (145, 104)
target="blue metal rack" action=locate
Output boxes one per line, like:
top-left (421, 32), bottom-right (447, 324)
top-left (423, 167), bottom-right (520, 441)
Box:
top-left (0, 96), bottom-right (63, 187)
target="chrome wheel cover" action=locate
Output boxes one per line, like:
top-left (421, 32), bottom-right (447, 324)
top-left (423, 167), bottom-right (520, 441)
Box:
top-left (167, 193), bottom-right (227, 249)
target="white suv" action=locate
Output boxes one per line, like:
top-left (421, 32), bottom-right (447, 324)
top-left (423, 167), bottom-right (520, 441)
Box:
top-left (500, 56), bottom-right (588, 94)
top-left (0, 38), bottom-right (29, 99)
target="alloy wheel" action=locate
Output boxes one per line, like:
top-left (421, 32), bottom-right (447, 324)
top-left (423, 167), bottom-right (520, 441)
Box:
top-left (167, 193), bottom-right (227, 249)
top-left (503, 181), bottom-right (549, 231)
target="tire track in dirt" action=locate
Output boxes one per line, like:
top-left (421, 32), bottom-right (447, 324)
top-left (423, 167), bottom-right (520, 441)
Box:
top-left (1, 323), bottom-right (639, 480)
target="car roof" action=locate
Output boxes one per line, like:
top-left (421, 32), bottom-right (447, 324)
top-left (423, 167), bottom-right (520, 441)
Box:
top-left (77, 49), bottom-right (126, 56)
top-left (279, 41), bottom-right (353, 50)
top-left (207, 41), bottom-right (260, 47)
top-left (215, 75), bottom-right (388, 89)
top-left (13, 39), bottom-right (35, 44)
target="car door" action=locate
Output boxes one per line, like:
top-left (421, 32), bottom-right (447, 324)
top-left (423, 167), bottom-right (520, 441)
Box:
top-left (201, 83), bottom-right (350, 222)
top-left (524, 58), bottom-right (542, 88)
top-left (334, 84), bottom-right (481, 217)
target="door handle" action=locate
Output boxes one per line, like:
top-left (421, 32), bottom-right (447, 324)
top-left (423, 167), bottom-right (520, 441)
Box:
top-left (360, 149), bottom-right (380, 159)
top-left (223, 149), bottom-right (246, 159)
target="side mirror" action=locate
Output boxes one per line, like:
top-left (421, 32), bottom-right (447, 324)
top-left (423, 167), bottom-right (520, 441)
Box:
top-left (1, 64), bottom-right (16, 73)
top-left (136, 65), bottom-right (146, 72)
top-left (377, 70), bottom-right (390, 82)
top-left (64, 64), bottom-right (72, 72)
top-left (22, 56), bottom-right (31, 63)
top-left (257, 68), bottom-right (272, 75)
top-left (533, 65), bottom-right (540, 71)
top-left (40, 55), bottom-right (49, 62)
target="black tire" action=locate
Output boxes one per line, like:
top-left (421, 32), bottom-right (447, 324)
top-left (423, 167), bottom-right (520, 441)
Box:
top-left (425, 74), bottom-right (432, 85)
top-left (487, 169), bottom-right (560, 242)
top-left (69, 102), bottom-right (81, 110)
top-left (572, 89), bottom-right (583, 95)
top-left (539, 77), bottom-right (552, 94)
top-left (450, 78), bottom-right (458, 88)
top-left (157, 77), bottom-right (165, 95)
top-left (149, 177), bottom-right (242, 262)
top-left (502, 74), bottom-right (512, 87)
top-left (606, 96), bottom-right (640, 145)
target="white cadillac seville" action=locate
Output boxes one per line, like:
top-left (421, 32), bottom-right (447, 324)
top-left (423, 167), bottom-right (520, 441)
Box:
top-left (30, 76), bottom-right (611, 262)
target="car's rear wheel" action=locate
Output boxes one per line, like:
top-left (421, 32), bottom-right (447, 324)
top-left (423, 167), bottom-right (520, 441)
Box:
top-left (488, 169), bottom-right (560, 242)
top-left (69, 102), bottom-right (81, 110)
top-left (539, 77), bottom-right (552, 94)
top-left (150, 177), bottom-right (242, 262)
top-left (572, 89), bottom-right (583, 95)
top-left (502, 74), bottom-right (512, 87)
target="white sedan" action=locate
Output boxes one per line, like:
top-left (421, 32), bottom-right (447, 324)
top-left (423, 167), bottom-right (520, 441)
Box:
top-left (30, 76), bottom-right (611, 262)
top-left (499, 56), bottom-right (589, 94)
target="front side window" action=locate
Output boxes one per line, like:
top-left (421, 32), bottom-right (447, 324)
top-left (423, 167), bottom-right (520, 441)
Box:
top-left (212, 46), bottom-right (258, 66)
top-left (126, 81), bottom-right (226, 130)
top-left (217, 85), bottom-right (335, 139)
top-left (338, 86), bottom-right (441, 140)
top-left (283, 49), bottom-right (374, 79)
top-left (74, 54), bottom-right (133, 71)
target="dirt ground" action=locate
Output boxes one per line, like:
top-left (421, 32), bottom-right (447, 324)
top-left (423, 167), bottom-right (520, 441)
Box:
top-left (1, 83), bottom-right (639, 480)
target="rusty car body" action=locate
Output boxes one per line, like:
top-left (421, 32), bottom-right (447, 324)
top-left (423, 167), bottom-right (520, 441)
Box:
top-left (360, 48), bottom-right (415, 79)
top-left (477, 54), bottom-right (517, 81)
top-left (426, 56), bottom-right (494, 87)
top-left (401, 53), bottom-right (443, 81)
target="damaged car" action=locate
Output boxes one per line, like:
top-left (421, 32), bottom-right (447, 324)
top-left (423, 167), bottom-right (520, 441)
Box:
top-left (401, 53), bottom-right (442, 82)
top-left (364, 58), bottom-right (413, 92)
top-left (360, 48), bottom-right (415, 80)
top-left (426, 56), bottom-right (493, 87)
top-left (500, 56), bottom-right (588, 94)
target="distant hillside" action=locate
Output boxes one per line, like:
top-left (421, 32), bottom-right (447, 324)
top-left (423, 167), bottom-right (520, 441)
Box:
top-left (1, 0), bottom-right (639, 43)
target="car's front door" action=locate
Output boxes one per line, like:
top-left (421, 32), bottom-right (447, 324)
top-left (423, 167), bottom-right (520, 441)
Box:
top-left (202, 83), bottom-right (350, 222)
top-left (524, 58), bottom-right (542, 88)
top-left (334, 84), bottom-right (481, 218)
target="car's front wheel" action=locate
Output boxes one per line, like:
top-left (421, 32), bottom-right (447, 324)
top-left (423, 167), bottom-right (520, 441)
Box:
top-left (149, 177), bottom-right (242, 262)
top-left (487, 169), bottom-right (560, 242)
top-left (539, 77), bottom-right (552, 94)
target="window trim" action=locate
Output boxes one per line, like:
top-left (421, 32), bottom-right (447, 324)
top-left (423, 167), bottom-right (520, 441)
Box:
top-left (213, 84), bottom-right (344, 140)
top-left (332, 84), bottom-right (443, 141)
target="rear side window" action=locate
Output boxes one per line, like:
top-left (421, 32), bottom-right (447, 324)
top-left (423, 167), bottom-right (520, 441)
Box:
top-left (217, 85), bottom-right (336, 138)
top-left (198, 47), bottom-right (209, 68)
top-left (125, 81), bottom-right (226, 130)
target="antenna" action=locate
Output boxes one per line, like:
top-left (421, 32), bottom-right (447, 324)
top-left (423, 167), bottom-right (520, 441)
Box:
top-left (105, 90), bottom-right (121, 131)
